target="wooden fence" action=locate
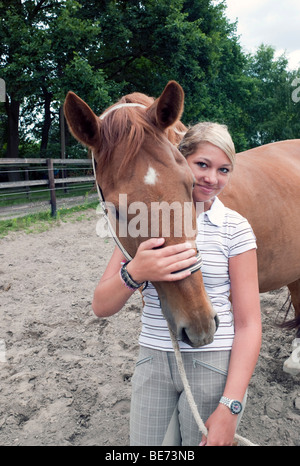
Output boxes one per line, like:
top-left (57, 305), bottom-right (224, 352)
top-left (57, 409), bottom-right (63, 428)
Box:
top-left (0, 158), bottom-right (95, 217)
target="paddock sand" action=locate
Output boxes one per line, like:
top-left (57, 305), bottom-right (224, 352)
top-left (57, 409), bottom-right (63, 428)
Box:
top-left (0, 209), bottom-right (299, 446)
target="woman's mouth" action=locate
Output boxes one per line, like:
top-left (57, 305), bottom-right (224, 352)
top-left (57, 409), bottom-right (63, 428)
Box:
top-left (197, 184), bottom-right (216, 195)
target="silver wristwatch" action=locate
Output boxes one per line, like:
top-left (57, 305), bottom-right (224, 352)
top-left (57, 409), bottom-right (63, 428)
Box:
top-left (219, 396), bottom-right (243, 414)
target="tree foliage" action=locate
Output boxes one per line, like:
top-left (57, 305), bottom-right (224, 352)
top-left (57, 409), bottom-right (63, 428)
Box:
top-left (0, 0), bottom-right (299, 159)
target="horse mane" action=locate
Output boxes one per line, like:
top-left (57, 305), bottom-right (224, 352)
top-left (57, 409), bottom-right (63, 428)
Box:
top-left (97, 93), bottom-right (157, 175)
top-left (97, 92), bottom-right (187, 176)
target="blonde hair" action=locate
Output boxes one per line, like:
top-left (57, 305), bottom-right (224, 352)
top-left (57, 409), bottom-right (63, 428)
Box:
top-left (178, 122), bottom-right (236, 166)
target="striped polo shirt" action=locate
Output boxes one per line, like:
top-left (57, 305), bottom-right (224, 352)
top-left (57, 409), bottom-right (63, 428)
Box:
top-left (139, 197), bottom-right (257, 352)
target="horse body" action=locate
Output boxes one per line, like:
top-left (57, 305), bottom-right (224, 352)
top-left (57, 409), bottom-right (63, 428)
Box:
top-left (220, 140), bottom-right (300, 343)
top-left (220, 140), bottom-right (300, 293)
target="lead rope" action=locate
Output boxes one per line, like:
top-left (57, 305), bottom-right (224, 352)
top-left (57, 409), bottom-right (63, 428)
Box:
top-left (167, 324), bottom-right (258, 446)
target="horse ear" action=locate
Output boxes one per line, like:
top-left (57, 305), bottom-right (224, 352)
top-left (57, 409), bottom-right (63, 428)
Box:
top-left (148, 81), bottom-right (184, 131)
top-left (64, 92), bottom-right (100, 148)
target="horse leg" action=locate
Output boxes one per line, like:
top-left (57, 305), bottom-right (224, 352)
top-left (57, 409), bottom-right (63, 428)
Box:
top-left (287, 279), bottom-right (300, 338)
top-left (283, 279), bottom-right (300, 375)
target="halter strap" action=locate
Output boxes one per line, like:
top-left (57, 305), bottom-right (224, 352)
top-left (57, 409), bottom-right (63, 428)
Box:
top-left (100, 102), bottom-right (147, 120)
top-left (173, 252), bottom-right (203, 275)
top-left (92, 153), bottom-right (133, 261)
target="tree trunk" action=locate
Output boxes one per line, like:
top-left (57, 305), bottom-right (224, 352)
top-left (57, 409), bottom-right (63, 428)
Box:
top-left (40, 87), bottom-right (53, 155)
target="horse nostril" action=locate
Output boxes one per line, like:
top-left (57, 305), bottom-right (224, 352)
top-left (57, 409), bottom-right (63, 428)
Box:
top-left (180, 327), bottom-right (189, 345)
top-left (214, 314), bottom-right (219, 332)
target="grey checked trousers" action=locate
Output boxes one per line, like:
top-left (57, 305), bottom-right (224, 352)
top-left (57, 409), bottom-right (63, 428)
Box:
top-left (130, 346), bottom-right (245, 446)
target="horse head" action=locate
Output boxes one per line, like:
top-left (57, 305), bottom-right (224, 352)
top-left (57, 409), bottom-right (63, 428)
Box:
top-left (64, 81), bottom-right (218, 347)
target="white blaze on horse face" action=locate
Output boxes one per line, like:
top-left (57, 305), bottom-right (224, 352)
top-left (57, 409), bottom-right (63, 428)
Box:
top-left (144, 166), bottom-right (158, 185)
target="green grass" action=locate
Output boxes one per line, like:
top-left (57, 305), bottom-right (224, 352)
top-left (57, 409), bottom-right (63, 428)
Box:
top-left (0, 201), bottom-right (99, 238)
top-left (0, 183), bottom-right (96, 208)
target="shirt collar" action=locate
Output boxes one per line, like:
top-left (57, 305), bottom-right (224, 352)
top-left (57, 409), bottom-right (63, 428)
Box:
top-left (203, 197), bottom-right (226, 227)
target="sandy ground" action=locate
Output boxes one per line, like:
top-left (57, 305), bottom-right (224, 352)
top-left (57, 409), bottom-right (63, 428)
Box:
top-left (0, 208), bottom-right (299, 446)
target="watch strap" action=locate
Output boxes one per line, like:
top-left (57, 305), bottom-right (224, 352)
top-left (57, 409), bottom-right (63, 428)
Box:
top-left (219, 396), bottom-right (232, 408)
top-left (219, 396), bottom-right (242, 414)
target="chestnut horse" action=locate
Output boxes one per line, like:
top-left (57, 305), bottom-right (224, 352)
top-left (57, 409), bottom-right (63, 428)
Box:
top-left (64, 81), bottom-right (218, 348)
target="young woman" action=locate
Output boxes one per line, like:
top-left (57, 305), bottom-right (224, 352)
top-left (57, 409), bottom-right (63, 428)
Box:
top-left (92, 122), bottom-right (261, 446)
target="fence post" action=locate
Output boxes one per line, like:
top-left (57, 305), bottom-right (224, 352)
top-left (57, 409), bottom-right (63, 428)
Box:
top-left (59, 106), bottom-right (68, 194)
top-left (47, 158), bottom-right (57, 217)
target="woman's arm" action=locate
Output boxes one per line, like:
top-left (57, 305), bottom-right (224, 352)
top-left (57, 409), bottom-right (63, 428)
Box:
top-left (92, 237), bottom-right (198, 317)
top-left (92, 246), bottom-right (133, 317)
top-left (201, 248), bottom-right (261, 446)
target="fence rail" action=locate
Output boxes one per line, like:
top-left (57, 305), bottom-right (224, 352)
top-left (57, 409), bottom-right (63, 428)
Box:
top-left (0, 158), bottom-right (92, 165)
top-left (0, 177), bottom-right (95, 189)
top-left (0, 158), bottom-right (95, 217)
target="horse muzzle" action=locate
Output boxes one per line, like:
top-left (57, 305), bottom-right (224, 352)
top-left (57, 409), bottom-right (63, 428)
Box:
top-left (157, 289), bottom-right (219, 348)
top-left (177, 313), bottom-right (219, 348)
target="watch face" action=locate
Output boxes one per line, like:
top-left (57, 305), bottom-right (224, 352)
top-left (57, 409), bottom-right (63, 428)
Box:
top-left (231, 400), bottom-right (242, 414)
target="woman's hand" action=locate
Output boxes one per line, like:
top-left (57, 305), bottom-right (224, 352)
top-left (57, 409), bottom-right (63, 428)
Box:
top-left (92, 239), bottom-right (197, 318)
top-left (199, 404), bottom-right (238, 446)
top-left (126, 237), bottom-right (198, 283)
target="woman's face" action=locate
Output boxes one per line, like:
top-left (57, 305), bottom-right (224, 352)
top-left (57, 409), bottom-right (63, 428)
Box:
top-left (186, 142), bottom-right (233, 204)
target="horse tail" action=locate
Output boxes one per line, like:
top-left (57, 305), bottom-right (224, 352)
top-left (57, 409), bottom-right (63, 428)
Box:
top-left (279, 315), bottom-right (300, 331)
top-left (276, 291), bottom-right (300, 333)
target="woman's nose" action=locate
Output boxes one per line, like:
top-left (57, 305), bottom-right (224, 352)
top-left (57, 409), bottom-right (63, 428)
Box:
top-left (203, 170), bottom-right (218, 184)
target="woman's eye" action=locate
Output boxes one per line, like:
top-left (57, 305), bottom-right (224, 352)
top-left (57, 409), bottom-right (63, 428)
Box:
top-left (197, 162), bottom-right (207, 168)
top-left (219, 167), bottom-right (230, 174)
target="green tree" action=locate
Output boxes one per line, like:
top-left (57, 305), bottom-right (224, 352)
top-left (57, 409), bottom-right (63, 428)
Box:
top-left (244, 44), bottom-right (299, 146)
top-left (1, 0), bottom-right (249, 157)
top-left (0, 0), bottom-right (112, 158)
top-left (3, 0), bottom-right (298, 160)
top-left (78, 0), bottom-right (250, 150)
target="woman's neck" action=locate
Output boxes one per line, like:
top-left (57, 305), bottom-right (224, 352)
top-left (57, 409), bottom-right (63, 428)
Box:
top-left (204, 199), bottom-right (213, 212)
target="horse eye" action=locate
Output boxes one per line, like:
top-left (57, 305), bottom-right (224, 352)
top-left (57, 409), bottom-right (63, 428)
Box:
top-left (107, 205), bottom-right (119, 221)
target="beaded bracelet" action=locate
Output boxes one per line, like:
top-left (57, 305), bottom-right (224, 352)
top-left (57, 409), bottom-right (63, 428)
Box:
top-left (120, 261), bottom-right (148, 291)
